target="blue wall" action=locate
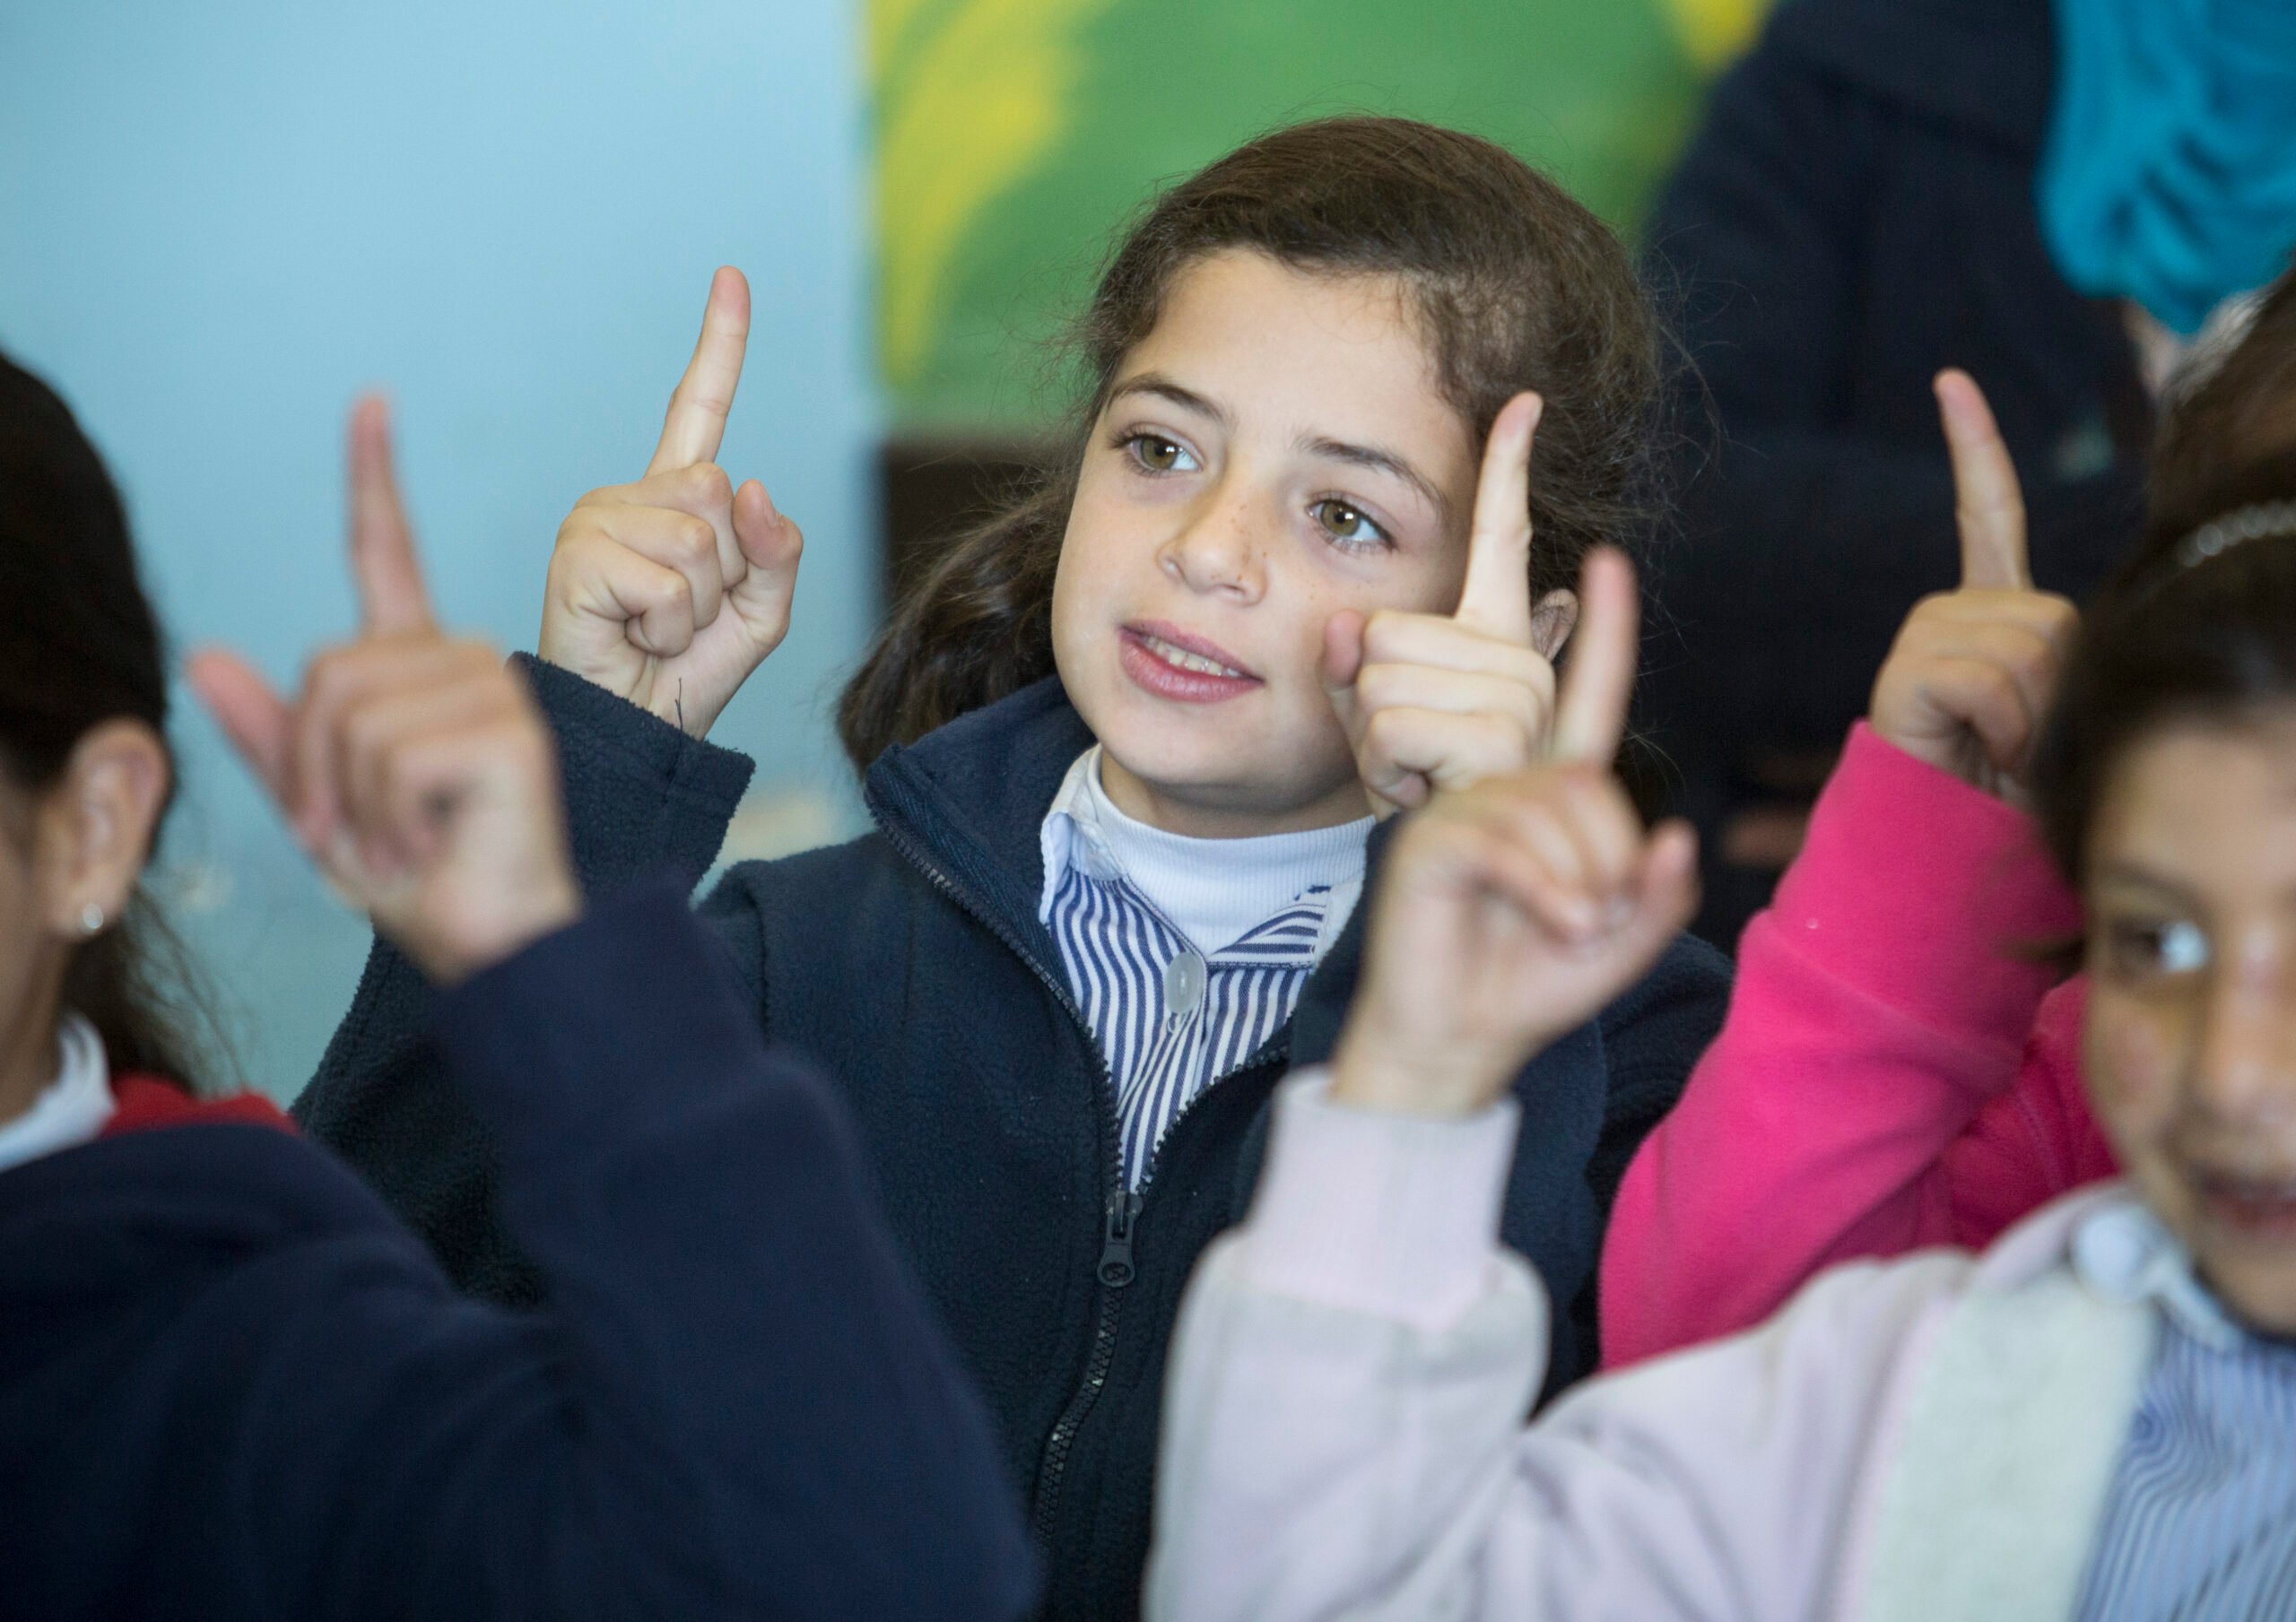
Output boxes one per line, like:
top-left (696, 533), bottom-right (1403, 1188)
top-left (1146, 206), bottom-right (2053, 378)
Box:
top-left (0, 0), bottom-right (876, 1097)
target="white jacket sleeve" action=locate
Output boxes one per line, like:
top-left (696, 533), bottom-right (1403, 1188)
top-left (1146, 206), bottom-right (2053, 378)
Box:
top-left (1147, 1071), bottom-right (1967, 1622)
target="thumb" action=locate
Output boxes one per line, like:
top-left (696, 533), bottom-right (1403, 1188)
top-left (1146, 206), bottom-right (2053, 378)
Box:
top-left (1321, 608), bottom-right (1367, 693)
top-left (731, 479), bottom-right (802, 576)
top-left (185, 649), bottom-right (294, 812)
top-left (725, 478), bottom-right (804, 638)
top-left (1615, 820), bottom-right (1700, 962)
top-left (1321, 608), bottom-right (1368, 736)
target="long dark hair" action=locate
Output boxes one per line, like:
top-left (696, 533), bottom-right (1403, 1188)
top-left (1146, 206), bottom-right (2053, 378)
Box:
top-left (838, 115), bottom-right (1665, 770)
top-left (2031, 266), bottom-right (2296, 886)
top-left (0, 352), bottom-right (213, 1090)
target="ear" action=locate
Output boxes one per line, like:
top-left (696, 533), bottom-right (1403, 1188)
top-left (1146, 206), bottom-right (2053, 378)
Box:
top-left (1529, 588), bottom-right (1578, 661)
top-left (33, 719), bottom-right (170, 940)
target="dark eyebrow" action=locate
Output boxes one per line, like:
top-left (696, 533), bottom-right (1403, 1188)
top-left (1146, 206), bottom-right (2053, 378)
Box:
top-left (1106, 371), bottom-right (1230, 427)
top-left (1105, 372), bottom-right (1451, 524)
top-left (1302, 435), bottom-right (1452, 524)
top-left (2091, 862), bottom-right (2204, 909)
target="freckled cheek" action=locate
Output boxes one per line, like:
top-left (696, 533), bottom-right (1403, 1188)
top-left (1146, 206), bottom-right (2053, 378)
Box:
top-left (2084, 997), bottom-right (2186, 1149)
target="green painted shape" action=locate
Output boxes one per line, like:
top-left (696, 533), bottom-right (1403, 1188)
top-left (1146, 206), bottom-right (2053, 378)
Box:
top-left (888, 0), bottom-right (1702, 434)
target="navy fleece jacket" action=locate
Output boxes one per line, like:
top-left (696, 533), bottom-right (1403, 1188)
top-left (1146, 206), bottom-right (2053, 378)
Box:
top-left (296, 663), bottom-right (1733, 1622)
top-left (0, 883), bottom-right (1036, 1621)
top-left (1638, 0), bottom-right (2151, 942)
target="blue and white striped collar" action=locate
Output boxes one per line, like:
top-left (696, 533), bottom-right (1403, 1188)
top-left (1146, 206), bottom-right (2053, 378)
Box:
top-left (1038, 747), bottom-right (1370, 963)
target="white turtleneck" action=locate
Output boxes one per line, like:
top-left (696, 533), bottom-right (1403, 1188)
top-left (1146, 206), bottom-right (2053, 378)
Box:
top-left (1039, 746), bottom-right (1372, 957)
top-left (0, 1015), bottom-right (113, 1175)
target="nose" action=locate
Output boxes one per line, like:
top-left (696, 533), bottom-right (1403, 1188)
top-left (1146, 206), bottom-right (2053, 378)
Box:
top-left (1159, 480), bottom-right (1265, 604)
top-left (2189, 950), bottom-right (2296, 1129)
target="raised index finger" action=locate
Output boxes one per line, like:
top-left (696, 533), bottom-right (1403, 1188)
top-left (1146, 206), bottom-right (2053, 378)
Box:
top-left (1452, 392), bottom-right (1542, 644)
top-left (647, 265), bottom-right (752, 476)
top-left (348, 395), bottom-right (432, 634)
top-left (1935, 369), bottom-right (2030, 591)
top-left (1549, 546), bottom-right (1639, 765)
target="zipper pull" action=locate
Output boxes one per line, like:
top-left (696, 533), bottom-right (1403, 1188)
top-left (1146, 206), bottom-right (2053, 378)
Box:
top-left (1098, 1189), bottom-right (1144, 1287)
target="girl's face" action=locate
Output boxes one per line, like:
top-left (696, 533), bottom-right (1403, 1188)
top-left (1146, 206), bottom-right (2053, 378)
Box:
top-left (2083, 714), bottom-right (2296, 1334)
top-left (1050, 249), bottom-right (1482, 837)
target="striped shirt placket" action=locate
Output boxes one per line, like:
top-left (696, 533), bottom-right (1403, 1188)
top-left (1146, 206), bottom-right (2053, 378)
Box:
top-left (2067, 1206), bottom-right (2296, 1621)
top-left (1048, 865), bottom-right (1330, 1190)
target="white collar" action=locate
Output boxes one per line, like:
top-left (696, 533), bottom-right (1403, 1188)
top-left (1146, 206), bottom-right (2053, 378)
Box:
top-left (0, 1014), bottom-right (114, 1175)
top-left (2071, 1197), bottom-right (2249, 1352)
top-left (1039, 747), bottom-right (1370, 959)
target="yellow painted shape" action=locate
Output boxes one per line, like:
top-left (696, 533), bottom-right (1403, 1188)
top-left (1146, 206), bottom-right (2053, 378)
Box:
top-left (1663, 0), bottom-right (1770, 74)
top-left (874, 0), bottom-right (1109, 387)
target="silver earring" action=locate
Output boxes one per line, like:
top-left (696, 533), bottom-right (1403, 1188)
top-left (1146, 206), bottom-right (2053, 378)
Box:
top-left (79, 901), bottom-right (105, 936)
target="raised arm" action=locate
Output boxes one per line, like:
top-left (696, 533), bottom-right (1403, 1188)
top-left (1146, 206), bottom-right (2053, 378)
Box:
top-left (1152, 1071), bottom-right (1961, 1622)
top-left (1158, 549), bottom-right (1834, 1618)
top-left (291, 273), bottom-right (802, 1296)
top-left (1600, 374), bottom-right (2089, 1365)
top-left (189, 399), bottom-right (1035, 1619)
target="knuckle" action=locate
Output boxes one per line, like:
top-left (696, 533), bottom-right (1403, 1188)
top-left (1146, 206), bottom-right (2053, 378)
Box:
top-left (1353, 664), bottom-right (1403, 711)
top-left (676, 514), bottom-right (719, 565)
top-left (689, 462), bottom-right (734, 507)
top-left (305, 646), bottom-right (363, 705)
top-left (339, 697), bottom-right (387, 760)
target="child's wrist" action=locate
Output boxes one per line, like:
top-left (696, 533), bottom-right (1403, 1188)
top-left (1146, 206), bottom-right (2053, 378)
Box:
top-left (1327, 1023), bottom-right (1526, 1118)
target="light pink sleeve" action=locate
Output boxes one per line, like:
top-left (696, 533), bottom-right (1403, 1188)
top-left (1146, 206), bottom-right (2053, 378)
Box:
top-left (1150, 1070), bottom-right (1965, 1622)
top-left (1599, 724), bottom-right (2085, 1368)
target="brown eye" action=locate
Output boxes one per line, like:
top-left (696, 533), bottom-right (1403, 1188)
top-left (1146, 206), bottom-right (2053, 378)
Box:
top-left (2099, 916), bottom-right (2210, 979)
top-left (1126, 433), bottom-right (1192, 473)
top-left (1309, 498), bottom-right (1387, 551)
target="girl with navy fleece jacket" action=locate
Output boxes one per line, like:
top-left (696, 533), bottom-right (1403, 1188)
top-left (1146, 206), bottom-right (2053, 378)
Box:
top-left (294, 118), bottom-right (1731, 1622)
top-left (0, 355), bottom-right (1035, 1622)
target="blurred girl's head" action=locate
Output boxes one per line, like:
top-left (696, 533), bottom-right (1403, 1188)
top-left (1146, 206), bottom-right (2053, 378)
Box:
top-left (0, 353), bottom-right (199, 1100)
top-left (2030, 266), bottom-right (2296, 1331)
top-left (839, 116), bottom-right (1663, 832)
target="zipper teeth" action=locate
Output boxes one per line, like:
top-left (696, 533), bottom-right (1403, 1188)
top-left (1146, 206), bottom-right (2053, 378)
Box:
top-left (866, 802), bottom-right (1126, 1540)
top-left (870, 789), bottom-right (1296, 1547)
top-left (1136, 1028), bottom-right (1290, 1191)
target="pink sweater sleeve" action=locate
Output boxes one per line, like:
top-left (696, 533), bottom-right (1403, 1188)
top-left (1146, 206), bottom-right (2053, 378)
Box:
top-left (1599, 724), bottom-right (2097, 1368)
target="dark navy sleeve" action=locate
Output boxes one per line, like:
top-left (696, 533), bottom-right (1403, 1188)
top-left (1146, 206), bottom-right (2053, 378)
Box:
top-left (293, 656), bottom-right (761, 1303)
top-left (264, 883), bottom-right (1038, 1621)
top-left (1588, 932), bottom-right (1732, 1219)
top-left (1560, 930), bottom-right (1732, 1371)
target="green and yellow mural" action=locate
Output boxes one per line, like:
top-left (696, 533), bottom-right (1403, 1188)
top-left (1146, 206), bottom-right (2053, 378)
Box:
top-left (872, 0), bottom-right (1770, 436)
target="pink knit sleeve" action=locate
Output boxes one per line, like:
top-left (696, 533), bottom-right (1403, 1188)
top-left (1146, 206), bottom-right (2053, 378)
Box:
top-left (1599, 724), bottom-right (2084, 1368)
top-left (1942, 978), bottom-right (2118, 1249)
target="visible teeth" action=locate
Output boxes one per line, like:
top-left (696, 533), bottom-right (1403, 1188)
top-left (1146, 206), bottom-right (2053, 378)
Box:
top-left (1142, 635), bottom-right (1242, 678)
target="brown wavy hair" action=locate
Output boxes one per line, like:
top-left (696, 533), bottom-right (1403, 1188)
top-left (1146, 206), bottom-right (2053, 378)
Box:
top-left (838, 115), bottom-right (1666, 770)
top-left (0, 352), bottom-right (219, 1091)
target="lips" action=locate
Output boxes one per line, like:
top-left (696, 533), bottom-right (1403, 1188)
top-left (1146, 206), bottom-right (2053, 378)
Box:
top-left (1118, 621), bottom-right (1261, 704)
top-left (2195, 1167), bottom-right (2296, 1241)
